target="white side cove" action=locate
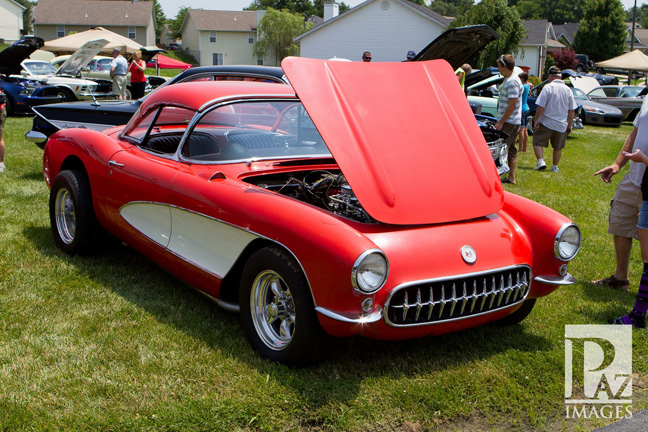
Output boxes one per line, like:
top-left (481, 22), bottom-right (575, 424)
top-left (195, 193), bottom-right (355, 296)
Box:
top-left (120, 202), bottom-right (259, 278)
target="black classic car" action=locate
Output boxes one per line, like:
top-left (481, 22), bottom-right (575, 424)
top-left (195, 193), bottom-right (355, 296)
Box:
top-left (0, 37), bottom-right (63, 115)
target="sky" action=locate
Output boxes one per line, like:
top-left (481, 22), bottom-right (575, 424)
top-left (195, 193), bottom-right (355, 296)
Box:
top-left (158, 0), bottom-right (645, 20)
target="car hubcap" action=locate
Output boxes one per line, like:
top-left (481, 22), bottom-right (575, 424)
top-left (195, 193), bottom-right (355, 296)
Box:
top-left (250, 270), bottom-right (295, 351)
top-left (55, 188), bottom-right (76, 244)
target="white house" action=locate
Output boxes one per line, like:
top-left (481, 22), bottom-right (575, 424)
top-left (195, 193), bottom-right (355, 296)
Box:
top-left (180, 9), bottom-right (271, 66)
top-left (513, 20), bottom-right (563, 78)
top-left (295, 0), bottom-right (451, 62)
top-left (0, 0), bottom-right (25, 43)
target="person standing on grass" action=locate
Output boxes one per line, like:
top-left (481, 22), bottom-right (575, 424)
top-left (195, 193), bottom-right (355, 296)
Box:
top-left (593, 96), bottom-right (648, 292)
top-left (532, 66), bottom-right (577, 173)
top-left (518, 72), bottom-right (531, 153)
top-left (494, 54), bottom-right (523, 185)
top-left (129, 50), bottom-right (147, 100)
top-left (0, 89), bottom-right (6, 173)
top-left (110, 47), bottom-right (128, 100)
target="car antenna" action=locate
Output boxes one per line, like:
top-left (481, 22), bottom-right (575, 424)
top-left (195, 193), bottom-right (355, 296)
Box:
top-left (79, 69), bottom-right (101, 107)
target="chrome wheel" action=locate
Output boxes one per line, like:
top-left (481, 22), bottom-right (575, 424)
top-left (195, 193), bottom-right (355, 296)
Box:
top-left (54, 188), bottom-right (76, 244)
top-left (250, 270), bottom-right (296, 351)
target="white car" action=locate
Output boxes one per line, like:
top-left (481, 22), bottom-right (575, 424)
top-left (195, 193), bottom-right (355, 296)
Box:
top-left (20, 59), bottom-right (102, 101)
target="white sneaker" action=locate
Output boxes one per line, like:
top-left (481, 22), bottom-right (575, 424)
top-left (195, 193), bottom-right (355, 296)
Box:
top-left (0, 163), bottom-right (5, 173)
top-left (534, 160), bottom-right (547, 171)
top-left (550, 165), bottom-right (559, 172)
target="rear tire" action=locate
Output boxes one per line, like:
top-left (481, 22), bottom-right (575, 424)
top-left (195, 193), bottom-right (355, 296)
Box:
top-left (49, 170), bottom-right (100, 254)
top-left (239, 246), bottom-right (329, 366)
top-left (495, 299), bottom-right (536, 326)
top-left (57, 88), bottom-right (76, 102)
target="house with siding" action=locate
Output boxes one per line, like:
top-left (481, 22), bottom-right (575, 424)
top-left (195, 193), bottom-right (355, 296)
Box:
top-left (180, 9), bottom-right (269, 66)
top-left (512, 20), bottom-right (563, 78)
top-left (0, 0), bottom-right (25, 43)
top-left (32, 0), bottom-right (156, 47)
top-left (295, 0), bottom-right (451, 62)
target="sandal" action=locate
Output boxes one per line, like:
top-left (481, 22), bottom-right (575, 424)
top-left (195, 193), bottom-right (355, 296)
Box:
top-left (592, 275), bottom-right (630, 291)
top-left (502, 178), bottom-right (516, 185)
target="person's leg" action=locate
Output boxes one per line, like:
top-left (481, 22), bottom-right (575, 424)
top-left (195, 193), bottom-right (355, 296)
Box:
top-left (552, 148), bottom-right (562, 166)
top-left (0, 105), bottom-right (5, 172)
top-left (502, 123), bottom-right (519, 183)
top-left (613, 235), bottom-right (633, 281)
top-left (533, 124), bottom-right (549, 170)
top-left (610, 203), bottom-right (648, 328)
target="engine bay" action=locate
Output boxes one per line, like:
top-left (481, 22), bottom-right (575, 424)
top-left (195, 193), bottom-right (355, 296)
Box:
top-left (244, 170), bottom-right (376, 224)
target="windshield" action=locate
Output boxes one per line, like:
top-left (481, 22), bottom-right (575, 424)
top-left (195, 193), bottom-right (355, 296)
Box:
top-left (23, 61), bottom-right (57, 75)
top-left (622, 87), bottom-right (643, 98)
top-left (571, 87), bottom-right (589, 101)
top-left (181, 100), bottom-right (330, 162)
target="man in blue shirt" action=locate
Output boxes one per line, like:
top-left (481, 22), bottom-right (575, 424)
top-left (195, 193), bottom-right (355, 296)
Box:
top-left (110, 48), bottom-right (128, 100)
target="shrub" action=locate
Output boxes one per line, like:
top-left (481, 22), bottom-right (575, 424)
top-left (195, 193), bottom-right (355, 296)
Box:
top-left (552, 48), bottom-right (578, 70)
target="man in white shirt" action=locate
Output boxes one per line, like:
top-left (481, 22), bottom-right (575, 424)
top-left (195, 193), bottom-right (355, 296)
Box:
top-left (110, 48), bottom-right (128, 100)
top-left (532, 66), bottom-right (577, 172)
top-left (494, 54), bottom-right (523, 184)
top-left (593, 96), bottom-right (648, 292)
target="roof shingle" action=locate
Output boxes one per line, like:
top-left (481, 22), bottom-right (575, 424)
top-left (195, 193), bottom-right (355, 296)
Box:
top-left (33, 0), bottom-right (153, 27)
top-left (185, 9), bottom-right (258, 32)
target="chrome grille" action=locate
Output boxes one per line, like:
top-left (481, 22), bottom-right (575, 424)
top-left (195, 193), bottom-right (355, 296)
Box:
top-left (385, 266), bottom-right (531, 326)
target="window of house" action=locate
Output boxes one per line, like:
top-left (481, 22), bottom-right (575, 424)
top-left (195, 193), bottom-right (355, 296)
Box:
top-left (210, 32), bottom-right (216, 43)
top-left (129, 27), bottom-right (136, 39)
top-left (213, 53), bottom-right (223, 65)
top-left (257, 59), bottom-right (264, 65)
top-left (57, 26), bottom-right (65, 38)
top-left (248, 33), bottom-right (254, 44)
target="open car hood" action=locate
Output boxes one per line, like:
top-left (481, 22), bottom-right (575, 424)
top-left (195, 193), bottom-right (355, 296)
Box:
top-left (57, 39), bottom-right (109, 76)
top-left (0, 37), bottom-right (44, 75)
top-left (282, 57), bottom-right (504, 225)
top-left (413, 25), bottom-right (499, 70)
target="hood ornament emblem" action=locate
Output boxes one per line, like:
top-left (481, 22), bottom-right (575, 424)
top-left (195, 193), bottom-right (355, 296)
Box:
top-left (461, 245), bottom-right (476, 264)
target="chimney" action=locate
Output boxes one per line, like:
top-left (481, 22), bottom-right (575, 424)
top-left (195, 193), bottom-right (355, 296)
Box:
top-left (324, 2), bottom-right (339, 22)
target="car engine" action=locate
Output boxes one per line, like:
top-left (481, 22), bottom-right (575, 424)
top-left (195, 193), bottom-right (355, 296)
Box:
top-left (245, 170), bottom-right (376, 223)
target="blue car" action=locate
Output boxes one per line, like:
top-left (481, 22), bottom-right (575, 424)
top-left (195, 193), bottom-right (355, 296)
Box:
top-left (0, 37), bottom-right (62, 115)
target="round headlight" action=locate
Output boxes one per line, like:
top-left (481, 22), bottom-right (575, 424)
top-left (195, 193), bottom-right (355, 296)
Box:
top-left (352, 250), bottom-right (389, 293)
top-left (555, 224), bottom-right (581, 260)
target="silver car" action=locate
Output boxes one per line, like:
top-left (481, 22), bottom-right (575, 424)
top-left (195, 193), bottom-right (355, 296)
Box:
top-left (587, 85), bottom-right (645, 121)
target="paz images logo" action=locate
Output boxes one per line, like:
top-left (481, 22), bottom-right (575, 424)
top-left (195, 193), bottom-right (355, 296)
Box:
top-left (565, 325), bottom-right (633, 419)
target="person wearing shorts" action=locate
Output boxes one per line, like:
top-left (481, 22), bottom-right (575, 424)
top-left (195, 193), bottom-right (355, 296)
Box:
top-left (594, 96), bottom-right (648, 292)
top-left (494, 54), bottom-right (523, 185)
top-left (110, 48), bottom-right (128, 100)
top-left (532, 66), bottom-right (577, 173)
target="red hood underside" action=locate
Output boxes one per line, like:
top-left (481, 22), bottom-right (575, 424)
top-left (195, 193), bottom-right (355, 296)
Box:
top-left (282, 57), bottom-right (504, 225)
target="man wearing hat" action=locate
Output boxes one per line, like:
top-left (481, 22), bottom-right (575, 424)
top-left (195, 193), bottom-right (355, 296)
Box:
top-left (110, 47), bottom-right (128, 100)
top-left (532, 66), bottom-right (577, 172)
top-left (405, 50), bottom-right (416, 61)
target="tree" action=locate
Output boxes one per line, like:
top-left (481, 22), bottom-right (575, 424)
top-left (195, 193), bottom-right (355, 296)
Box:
top-left (255, 8), bottom-right (311, 64)
top-left (152, 0), bottom-right (167, 39)
top-left (515, 1), bottom-right (542, 20)
top-left (450, 0), bottom-right (527, 69)
top-left (15, 0), bottom-right (34, 35)
top-left (169, 6), bottom-right (189, 40)
top-left (245, 0), bottom-right (350, 17)
top-left (429, 0), bottom-right (472, 17)
top-left (572, 0), bottom-right (626, 62)
top-left (551, 47), bottom-right (577, 70)
top-left (538, 0), bottom-right (584, 24)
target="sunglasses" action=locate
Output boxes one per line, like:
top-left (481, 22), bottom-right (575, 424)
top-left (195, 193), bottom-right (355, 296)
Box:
top-left (498, 54), bottom-right (505, 66)
top-left (363, 56), bottom-right (372, 60)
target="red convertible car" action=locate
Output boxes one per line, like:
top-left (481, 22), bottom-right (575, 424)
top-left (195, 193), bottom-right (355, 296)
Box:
top-left (43, 57), bottom-right (581, 366)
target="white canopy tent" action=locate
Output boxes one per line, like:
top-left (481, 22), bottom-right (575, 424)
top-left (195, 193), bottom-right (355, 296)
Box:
top-left (42, 27), bottom-right (151, 55)
top-left (595, 49), bottom-right (648, 72)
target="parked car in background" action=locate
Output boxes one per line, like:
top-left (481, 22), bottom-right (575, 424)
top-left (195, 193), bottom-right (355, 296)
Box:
top-left (167, 43), bottom-right (181, 51)
top-left (50, 48), bottom-right (169, 99)
top-left (20, 59), bottom-right (102, 101)
top-left (575, 54), bottom-right (594, 73)
top-left (43, 58), bottom-right (581, 365)
top-left (528, 77), bottom-right (622, 127)
top-left (0, 37), bottom-right (64, 115)
top-left (587, 85), bottom-right (645, 120)
top-left (579, 72), bottom-right (618, 86)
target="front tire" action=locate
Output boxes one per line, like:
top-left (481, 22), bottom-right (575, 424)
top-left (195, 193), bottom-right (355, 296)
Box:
top-left (495, 299), bottom-right (536, 326)
top-left (49, 170), bottom-right (99, 254)
top-left (239, 246), bottom-right (329, 366)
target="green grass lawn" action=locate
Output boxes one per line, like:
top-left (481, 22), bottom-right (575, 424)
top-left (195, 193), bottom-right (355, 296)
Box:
top-left (0, 116), bottom-right (646, 431)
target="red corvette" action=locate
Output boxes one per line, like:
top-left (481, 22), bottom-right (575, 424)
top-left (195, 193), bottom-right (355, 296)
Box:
top-left (43, 57), bottom-right (581, 365)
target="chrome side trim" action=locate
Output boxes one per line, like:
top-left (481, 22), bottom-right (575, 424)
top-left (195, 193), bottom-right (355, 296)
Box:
top-left (533, 273), bottom-right (575, 285)
top-left (315, 306), bottom-right (383, 324)
top-left (25, 130), bottom-right (47, 144)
